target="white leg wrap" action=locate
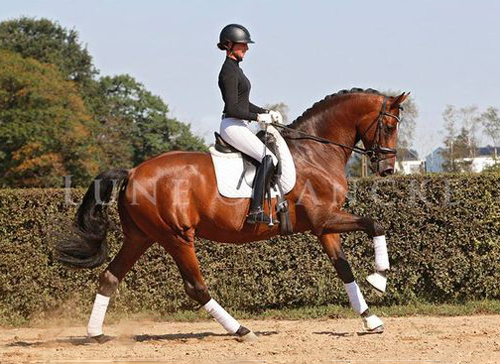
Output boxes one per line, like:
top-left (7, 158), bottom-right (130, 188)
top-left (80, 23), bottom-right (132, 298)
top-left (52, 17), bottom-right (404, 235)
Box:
top-left (87, 293), bottom-right (110, 337)
top-left (373, 235), bottom-right (390, 271)
top-left (344, 281), bottom-right (368, 315)
top-left (203, 299), bottom-right (241, 334)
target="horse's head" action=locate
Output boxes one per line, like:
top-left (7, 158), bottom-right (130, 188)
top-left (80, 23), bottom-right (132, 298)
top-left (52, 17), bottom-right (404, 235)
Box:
top-left (282, 88), bottom-right (410, 177)
top-left (358, 92), bottom-right (409, 177)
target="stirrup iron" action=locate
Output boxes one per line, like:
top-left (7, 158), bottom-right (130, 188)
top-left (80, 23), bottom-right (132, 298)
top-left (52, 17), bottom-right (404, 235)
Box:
top-left (246, 209), bottom-right (272, 224)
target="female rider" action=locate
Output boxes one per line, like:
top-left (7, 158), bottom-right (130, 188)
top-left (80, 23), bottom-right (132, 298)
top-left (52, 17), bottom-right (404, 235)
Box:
top-left (217, 23), bottom-right (283, 224)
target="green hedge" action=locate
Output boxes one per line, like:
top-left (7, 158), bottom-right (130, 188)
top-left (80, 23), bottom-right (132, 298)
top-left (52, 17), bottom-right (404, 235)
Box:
top-left (0, 173), bottom-right (499, 323)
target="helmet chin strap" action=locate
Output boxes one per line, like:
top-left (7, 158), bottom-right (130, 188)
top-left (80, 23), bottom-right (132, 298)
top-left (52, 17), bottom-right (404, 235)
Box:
top-left (227, 43), bottom-right (243, 62)
top-left (232, 52), bottom-right (243, 62)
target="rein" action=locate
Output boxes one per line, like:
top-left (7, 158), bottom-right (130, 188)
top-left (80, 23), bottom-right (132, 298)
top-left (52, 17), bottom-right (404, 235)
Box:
top-left (273, 96), bottom-right (401, 163)
top-left (272, 123), bottom-right (368, 154)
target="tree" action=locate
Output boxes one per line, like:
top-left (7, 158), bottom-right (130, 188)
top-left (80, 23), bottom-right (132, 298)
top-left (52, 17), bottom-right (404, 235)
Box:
top-left (0, 17), bottom-right (208, 183)
top-left (459, 106), bottom-right (481, 158)
top-left (447, 127), bottom-right (474, 172)
top-left (96, 75), bottom-right (206, 166)
top-left (441, 105), bottom-right (459, 172)
top-left (0, 17), bottom-right (102, 115)
top-left (0, 17), bottom-right (97, 85)
top-left (0, 50), bottom-right (103, 187)
top-left (440, 105), bottom-right (482, 172)
top-left (481, 107), bottom-right (500, 159)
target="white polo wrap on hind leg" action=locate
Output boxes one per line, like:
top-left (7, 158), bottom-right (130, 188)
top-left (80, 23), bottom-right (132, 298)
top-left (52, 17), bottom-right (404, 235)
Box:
top-left (344, 281), bottom-right (368, 315)
top-left (203, 299), bottom-right (240, 334)
top-left (373, 235), bottom-right (390, 271)
top-left (87, 293), bottom-right (110, 337)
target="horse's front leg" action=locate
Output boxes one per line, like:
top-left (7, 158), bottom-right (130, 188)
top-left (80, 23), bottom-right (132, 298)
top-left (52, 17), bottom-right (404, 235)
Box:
top-left (321, 210), bottom-right (390, 293)
top-left (320, 233), bottom-right (384, 332)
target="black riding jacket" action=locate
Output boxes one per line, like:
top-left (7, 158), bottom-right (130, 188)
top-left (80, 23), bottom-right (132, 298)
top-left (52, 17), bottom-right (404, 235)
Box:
top-left (218, 57), bottom-right (266, 121)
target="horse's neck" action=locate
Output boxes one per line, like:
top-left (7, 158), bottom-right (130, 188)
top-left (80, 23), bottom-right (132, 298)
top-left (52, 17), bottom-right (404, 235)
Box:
top-left (288, 108), bottom-right (359, 170)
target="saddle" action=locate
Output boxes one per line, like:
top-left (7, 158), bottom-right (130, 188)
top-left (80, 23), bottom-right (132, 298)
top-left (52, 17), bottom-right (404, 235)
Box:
top-left (213, 131), bottom-right (292, 234)
top-left (213, 131), bottom-right (282, 187)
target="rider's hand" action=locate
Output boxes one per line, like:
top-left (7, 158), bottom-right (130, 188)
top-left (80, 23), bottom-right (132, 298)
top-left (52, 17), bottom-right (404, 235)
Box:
top-left (257, 113), bottom-right (273, 124)
top-left (269, 110), bottom-right (283, 124)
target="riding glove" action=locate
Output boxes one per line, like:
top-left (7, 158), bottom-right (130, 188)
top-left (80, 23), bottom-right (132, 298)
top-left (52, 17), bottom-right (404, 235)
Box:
top-left (269, 110), bottom-right (284, 124)
top-left (257, 113), bottom-right (273, 124)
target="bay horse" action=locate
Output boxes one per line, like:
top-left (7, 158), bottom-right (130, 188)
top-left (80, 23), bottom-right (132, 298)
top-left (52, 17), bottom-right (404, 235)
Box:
top-left (56, 88), bottom-right (408, 342)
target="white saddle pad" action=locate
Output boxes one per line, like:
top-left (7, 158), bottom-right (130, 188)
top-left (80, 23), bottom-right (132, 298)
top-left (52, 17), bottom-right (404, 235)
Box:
top-left (209, 126), bottom-right (296, 198)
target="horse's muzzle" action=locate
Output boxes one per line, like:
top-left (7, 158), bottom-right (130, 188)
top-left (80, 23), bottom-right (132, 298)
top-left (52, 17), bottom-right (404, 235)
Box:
top-left (379, 167), bottom-right (394, 177)
top-left (377, 157), bottom-right (396, 177)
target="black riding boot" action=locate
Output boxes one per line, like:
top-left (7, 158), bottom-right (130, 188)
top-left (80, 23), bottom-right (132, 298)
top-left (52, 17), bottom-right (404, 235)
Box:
top-left (246, 155), bottom-right (276, 224)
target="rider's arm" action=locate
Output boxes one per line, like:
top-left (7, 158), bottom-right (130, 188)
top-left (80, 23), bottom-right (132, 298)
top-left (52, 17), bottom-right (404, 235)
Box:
top-left (249, 102), bottom-right (267, 114)
top-left (219, 73), bottom-right (258, 121)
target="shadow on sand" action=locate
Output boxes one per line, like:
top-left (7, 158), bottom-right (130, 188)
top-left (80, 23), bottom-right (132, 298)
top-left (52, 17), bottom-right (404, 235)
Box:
top-left (6, 330), bottom-right (279, 347)
top-left (313, 331), bottom-right (354, 338)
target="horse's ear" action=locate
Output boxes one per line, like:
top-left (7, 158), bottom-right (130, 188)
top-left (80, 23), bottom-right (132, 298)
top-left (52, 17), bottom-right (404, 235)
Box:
top-left (392, 92), bottom-right (410, 108)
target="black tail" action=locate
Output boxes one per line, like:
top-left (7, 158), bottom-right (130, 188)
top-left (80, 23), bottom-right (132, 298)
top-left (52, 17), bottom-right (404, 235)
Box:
top-left (55, 169), bottom-right (129, 268)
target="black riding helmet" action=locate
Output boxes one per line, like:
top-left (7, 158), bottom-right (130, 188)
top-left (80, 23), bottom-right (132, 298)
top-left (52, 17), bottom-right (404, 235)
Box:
top-left (217, 24), bottom-right (254, 50)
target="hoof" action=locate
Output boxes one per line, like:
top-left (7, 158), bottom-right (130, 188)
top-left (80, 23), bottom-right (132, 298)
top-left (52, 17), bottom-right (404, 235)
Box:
top-left (360, 314), bottom-right (384, 334)
top-left (237, 331), bottom-right (259, 343)
top-left (366, 272), bottom-right (387, 293)
top-left (88, 334), bottom-right (115, 344)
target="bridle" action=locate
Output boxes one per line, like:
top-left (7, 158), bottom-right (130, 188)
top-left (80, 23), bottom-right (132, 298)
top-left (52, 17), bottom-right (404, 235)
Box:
top-left (273, 96), bottom-right (402, 165)
top-left (359, 96), bottom-right (401, 163)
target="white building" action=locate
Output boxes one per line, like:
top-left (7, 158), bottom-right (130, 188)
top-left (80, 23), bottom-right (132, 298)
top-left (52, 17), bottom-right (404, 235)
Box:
top-left (395, 148), bottom-right (425, 175)
top-left (460, 155), bottom-right (497, 172)
top-left (395, 159), bottom-right (426, 174)
top-left (424, 145), bottom-right (499, 173)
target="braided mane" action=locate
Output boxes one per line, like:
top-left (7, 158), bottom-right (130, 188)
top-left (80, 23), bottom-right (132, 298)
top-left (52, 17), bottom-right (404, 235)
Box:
top-left (288, 87), bottom-right (383, 129)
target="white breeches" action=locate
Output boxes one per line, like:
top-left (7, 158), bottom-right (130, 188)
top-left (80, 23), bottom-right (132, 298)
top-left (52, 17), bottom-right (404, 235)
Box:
top-left (220, 117), bottom-right (278, 165)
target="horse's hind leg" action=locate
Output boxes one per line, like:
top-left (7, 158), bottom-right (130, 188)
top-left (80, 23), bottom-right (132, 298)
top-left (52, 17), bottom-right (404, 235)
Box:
top-left (162, 238), bottom-right (258, 342)
top-left (87, 232), bottom-right (152, 341)
top-left (320, 233), bottom-right (384, 333)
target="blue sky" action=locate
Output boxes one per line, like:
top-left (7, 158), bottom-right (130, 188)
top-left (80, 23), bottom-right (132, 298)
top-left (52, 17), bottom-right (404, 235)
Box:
top-left (2, 0), bottom-right (500, 157)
